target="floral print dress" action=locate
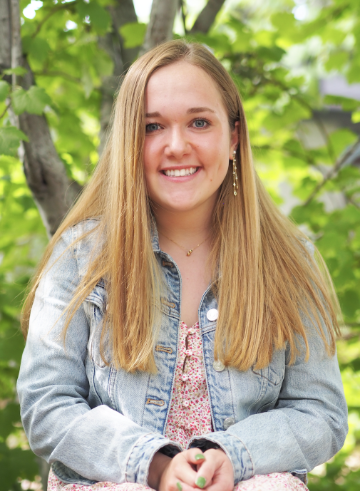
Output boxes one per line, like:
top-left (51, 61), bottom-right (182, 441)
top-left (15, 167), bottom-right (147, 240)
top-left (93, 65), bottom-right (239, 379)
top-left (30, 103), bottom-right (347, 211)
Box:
top-left (48, 321), bottom-right (308, 491)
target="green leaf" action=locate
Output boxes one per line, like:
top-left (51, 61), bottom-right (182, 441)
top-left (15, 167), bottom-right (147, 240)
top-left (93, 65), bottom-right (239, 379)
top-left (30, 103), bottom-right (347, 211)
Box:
top-left (22, 36), bottom-right (50, 63)
top-left (339, 289), bottom-right (360, 318)
top-left (323, 94), bottom-right (359, 112)
top-left (256, 46), bottom-right (286, 62)
top-left (119, 22), bottom-right (147, 49)
top-left (0, 127), bottom-right (29, 156)
top-left (76, 1), bottom-right (111, 33)
top-left (2, 67), bottom-right (27, 76)
top-left (347, 58), bottom-right (360, 84)
top-left (324, 51), bottom-right (349, 72)
top-left (352, 111), bottom-right (360, 123)
top-left (0, 404), bottom-right (21, 440)
top-left (0, 81), bottom-right (10, 102)
top-left (11, 86), bottom-right (51, 115)
top-left (271, 12), bottom-right (296, 32)
top-left (329, 129), bottom-right (358, 158)
top-left (0, 442), bottom-right (38, 491)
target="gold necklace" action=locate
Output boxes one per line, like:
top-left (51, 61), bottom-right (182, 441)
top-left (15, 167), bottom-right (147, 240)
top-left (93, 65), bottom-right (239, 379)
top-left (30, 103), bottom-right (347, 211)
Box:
top-left (160, 232), bottom-right (209, 256)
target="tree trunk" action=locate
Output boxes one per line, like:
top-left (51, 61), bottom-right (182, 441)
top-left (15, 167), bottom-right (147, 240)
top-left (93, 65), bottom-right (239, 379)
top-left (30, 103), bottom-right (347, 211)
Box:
top-left (189, 0), bottom-right (226, 34)
top-left (0, 0), bottom-right (11, 71)
top-left (139, 0), bottom-right (180, 56)
top-left (1, 0), bottom-right (82, 238)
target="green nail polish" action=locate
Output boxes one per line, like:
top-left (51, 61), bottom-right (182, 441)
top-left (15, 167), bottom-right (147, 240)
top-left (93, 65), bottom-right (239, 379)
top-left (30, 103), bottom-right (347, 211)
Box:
top-left (196, 476), bottom-right (206, 488)
top-left (176, 482), bottom-right (182, 491)
top-left (195, 453), bottom-right (205, 461)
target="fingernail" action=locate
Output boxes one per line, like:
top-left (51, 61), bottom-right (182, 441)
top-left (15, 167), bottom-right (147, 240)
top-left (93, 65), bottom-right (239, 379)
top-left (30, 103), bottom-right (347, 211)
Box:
top-left (196, 476), bottom-right (206, 488)
top-left (195, 453), bottom-right (205, 461)
top-left (176, 482), bottom-right (182, 491)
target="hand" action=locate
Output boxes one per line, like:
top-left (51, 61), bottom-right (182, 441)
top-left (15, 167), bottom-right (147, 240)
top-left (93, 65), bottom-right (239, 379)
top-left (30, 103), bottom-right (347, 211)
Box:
top-left (194, 448), bottom-right (233, 491)
top-left (149, 448), bottom-right (206, 491)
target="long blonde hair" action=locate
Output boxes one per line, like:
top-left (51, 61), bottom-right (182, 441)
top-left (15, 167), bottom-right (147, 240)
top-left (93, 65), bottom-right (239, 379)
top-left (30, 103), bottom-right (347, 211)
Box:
top-left (22, 40), bottom-right (341, 372)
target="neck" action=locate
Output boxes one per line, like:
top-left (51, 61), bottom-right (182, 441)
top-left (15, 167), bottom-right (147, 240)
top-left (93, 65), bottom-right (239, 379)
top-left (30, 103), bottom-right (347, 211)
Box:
top-left (152, 202), bottom-right (214, 243)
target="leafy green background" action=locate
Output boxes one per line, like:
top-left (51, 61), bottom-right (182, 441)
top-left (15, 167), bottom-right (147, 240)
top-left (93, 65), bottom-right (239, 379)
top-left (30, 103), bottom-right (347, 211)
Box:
top-left (1, 0), bottom-right (360, 489)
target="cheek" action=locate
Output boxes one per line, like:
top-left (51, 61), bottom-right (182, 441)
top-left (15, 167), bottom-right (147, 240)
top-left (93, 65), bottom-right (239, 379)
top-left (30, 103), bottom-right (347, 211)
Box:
top-left (143, 141), bottom-right (158, 175)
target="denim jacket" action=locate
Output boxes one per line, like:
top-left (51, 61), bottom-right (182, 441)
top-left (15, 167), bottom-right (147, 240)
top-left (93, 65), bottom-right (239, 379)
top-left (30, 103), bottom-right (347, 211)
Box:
top-left (17, 219), bottom-right (348, 486)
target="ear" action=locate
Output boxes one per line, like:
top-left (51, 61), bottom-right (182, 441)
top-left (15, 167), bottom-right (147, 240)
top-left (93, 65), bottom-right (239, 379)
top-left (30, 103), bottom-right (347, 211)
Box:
top-left (229, 121), bottom-right (239, 159)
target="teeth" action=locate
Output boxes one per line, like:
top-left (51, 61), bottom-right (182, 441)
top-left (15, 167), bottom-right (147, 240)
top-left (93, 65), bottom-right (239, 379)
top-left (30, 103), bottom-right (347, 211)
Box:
top-left (164, 167), bottom-right (197, 177)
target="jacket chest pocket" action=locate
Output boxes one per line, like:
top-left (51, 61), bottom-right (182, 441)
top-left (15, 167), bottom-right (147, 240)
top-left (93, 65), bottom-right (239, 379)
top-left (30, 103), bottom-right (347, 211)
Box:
top-left (227, 349), bottom-right (286, 419)
top-left (250, 350), bottom-right (286, 413)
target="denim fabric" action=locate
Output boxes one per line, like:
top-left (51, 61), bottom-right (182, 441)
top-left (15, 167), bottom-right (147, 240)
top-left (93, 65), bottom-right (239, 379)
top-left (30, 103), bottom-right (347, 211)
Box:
top-left (17, 219), bottom-right (348, 486)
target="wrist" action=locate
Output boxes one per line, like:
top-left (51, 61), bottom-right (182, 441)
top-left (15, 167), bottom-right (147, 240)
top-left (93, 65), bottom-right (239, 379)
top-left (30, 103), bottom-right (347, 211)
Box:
top-left (148, 451), bottom-right (172, 490)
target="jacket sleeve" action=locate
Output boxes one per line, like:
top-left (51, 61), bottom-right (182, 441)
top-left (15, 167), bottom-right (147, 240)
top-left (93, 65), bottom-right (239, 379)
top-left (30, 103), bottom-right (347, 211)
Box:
top-left (189, 323), bottom-right (348, 483)
top-left (17, 227), bottom-right (180, 485)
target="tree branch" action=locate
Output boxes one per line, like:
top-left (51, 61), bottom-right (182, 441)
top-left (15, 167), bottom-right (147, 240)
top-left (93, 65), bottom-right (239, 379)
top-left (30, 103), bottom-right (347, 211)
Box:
top-left (139, 0), bottom-right (179, 56)
top-left (180, 0), bottom-right (188, 35)
top-left (303, 137), bottom-right (360, 206)
top-left (190, 0), bottom-right (226, 34)
top-left (340, 329), bottom-right (360, 341)
top-left (263, 75), bottom-right (337, 165)
top-left (0, 100), bottom-right (11, 119)
top-left (345, 194), bottom-right (360, 210)
top-left (33, 70), bottom-right (81, 84)
top-left (98, 0), bottom-right (138, 154)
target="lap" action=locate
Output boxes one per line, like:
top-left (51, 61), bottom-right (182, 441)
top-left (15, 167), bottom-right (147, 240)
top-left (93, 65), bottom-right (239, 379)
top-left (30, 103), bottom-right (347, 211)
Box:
top-left (48, 469), bottom-right (308, 491)
top-left (235, 473), bottom-right (308, 490)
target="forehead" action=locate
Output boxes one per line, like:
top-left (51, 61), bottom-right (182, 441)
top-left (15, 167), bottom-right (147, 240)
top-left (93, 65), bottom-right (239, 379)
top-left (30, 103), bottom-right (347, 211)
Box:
top-left (145, 61), bottom-right (225, 111)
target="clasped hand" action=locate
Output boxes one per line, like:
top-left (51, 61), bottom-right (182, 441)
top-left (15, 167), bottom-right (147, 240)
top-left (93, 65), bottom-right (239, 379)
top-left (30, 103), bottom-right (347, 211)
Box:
top-left (150, 448), bottom-right (234, 491)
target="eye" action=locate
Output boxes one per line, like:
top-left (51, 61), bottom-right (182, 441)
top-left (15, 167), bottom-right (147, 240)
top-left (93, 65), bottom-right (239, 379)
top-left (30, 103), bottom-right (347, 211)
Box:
top-left (146, 123), bottom-right (161, 133)
top-left (192, 119), bottom-right (209, 128)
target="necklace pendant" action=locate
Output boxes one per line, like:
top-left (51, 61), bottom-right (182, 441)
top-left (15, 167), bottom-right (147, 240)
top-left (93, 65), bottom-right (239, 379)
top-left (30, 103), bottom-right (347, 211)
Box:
top-left (187, 249), bottom-right (193, 256)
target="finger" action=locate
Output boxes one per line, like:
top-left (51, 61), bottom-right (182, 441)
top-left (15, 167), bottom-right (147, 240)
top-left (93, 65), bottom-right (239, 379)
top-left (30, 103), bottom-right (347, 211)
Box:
top-left (195, 450), bottom-right (233, 491)
top-left (173, 480), bottom-right (198, 491)
top-left (183, 448), bottom-right (206, 466)
top-left (171, 455), bottom-right (198, 488)
top-left (193, 450), bottom-right (220, 489)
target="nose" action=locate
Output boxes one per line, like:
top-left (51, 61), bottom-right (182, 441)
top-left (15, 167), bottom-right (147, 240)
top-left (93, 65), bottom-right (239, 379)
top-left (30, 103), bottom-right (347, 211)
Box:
top-left (165, 126), bottom-right (191, 160)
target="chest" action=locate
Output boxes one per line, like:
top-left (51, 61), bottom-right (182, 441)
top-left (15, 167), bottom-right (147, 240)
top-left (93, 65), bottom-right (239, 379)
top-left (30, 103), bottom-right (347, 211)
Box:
top-left (166, 248), bottom-right (212, 327)
top-left (84, 283), bottom-right (286, 434)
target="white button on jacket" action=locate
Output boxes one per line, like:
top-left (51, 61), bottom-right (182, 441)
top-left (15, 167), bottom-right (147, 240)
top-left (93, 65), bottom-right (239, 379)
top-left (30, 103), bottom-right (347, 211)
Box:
top-left (213, 360), bottom-right (225, 372)
top-left (206, 308), bottom-right (218, 321)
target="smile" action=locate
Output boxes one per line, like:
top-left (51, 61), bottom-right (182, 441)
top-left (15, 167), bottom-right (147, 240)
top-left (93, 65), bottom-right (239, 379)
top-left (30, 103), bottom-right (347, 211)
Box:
top-left (163, 167), bottom-right (198, 177)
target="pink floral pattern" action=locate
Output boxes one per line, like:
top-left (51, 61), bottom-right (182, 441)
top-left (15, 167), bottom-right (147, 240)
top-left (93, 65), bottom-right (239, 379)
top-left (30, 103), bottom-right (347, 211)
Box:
top-left (48, 471), bottom-right (307, 491)
top-left (164, 321), bottom-right (212, 448)
top-left (48, 320), bottom-right (308, 491)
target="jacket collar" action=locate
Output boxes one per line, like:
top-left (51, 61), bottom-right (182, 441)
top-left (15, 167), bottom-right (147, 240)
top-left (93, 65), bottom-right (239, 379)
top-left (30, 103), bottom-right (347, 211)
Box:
top-left (150, 213), bottom-right (160, 253)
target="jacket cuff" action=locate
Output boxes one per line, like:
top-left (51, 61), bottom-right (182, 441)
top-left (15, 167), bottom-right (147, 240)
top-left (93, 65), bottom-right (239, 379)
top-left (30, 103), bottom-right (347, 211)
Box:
top-left (188, 432), bottom-right (254, 484)
top-left (125, 433), bottom-right (182, 485)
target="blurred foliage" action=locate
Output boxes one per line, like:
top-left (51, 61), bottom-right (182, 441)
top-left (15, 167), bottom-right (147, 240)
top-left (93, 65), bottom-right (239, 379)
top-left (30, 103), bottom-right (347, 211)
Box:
top-left (1, 0), bottom-right (360, 489)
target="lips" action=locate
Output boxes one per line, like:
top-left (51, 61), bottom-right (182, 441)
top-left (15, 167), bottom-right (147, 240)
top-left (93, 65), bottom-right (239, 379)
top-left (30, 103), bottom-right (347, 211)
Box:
top-left (163, 167), bottom-right (198, 177)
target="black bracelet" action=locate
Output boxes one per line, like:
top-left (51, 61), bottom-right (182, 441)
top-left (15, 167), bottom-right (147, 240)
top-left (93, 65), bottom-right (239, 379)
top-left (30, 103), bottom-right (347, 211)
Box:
top-left (189, 438), bottom-right (221, 452)
top-left (158, 444), bottom-right (182, 458)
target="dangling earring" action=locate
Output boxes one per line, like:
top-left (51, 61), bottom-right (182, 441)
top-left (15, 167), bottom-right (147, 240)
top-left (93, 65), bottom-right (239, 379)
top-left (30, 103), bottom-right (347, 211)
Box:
top-left (232, 150), bottom-right (238, 196)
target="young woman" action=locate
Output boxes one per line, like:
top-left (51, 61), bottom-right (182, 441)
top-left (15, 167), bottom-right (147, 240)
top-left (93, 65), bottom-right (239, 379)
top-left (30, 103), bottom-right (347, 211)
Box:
top-left (17, 40), bottom-right (348, 491)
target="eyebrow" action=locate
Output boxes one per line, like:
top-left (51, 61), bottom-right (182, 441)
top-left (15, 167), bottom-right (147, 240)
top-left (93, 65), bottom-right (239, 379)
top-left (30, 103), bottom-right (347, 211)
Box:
top-left (145, 107), bottom-right (215, 118)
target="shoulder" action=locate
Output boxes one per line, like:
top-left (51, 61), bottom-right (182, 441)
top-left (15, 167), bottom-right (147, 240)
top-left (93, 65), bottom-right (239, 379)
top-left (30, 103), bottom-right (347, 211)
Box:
top-left (58, 218), bottom-right (102, 251)
top-left (46, 219), bottom-right (103, 274)
top-left (296, 236), bottom-right (315, 261)
top-left (302, 239), bottom-right (315, 257)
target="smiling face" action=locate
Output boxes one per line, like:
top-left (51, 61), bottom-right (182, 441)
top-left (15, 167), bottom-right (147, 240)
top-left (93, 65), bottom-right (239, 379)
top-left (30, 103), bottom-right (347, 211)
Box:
top-left (143, 61), bottom-right (238, 215)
